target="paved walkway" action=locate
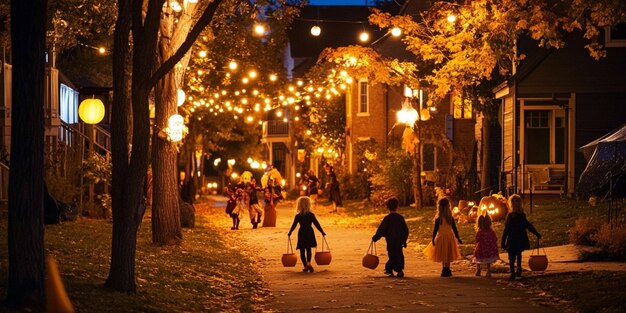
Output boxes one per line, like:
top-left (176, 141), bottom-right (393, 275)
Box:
top-left (204, 197), bottom-right (559, 312)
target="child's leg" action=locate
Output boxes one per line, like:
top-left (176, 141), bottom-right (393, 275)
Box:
top-left (475, 263), bottom-right (481, 276)
top-left (486, 263), bottom-right (492, 277)
top-left (516, 252), bottom-right (523, 275)
top-left (306, 247), bottom-right (312, 264)
top-left (507, 251), bottom-right (516, 273)
top-left (299, 249), bottom-right (307, 267)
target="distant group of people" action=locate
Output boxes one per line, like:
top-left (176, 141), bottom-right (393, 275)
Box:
top-left (224, 166), bottom-right (283, 230)
top-left (285, 192), bottom-right (540, 280)
top-left (298, 164), bottom-right (343, 213)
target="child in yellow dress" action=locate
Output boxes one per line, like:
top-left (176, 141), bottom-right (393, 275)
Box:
top-left (423, 198), bottom-right (463, 277)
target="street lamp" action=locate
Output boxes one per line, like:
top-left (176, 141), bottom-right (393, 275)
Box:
top-left (396, 88), bottom-right (433, 209)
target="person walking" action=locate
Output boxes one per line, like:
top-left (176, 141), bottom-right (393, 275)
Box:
top-left (246, 178), bottom-right (263, 229)
top-left (423, 198), bottom-right (463, 277)
top-left (473, 214), bottom-right (499, 277)
top-left (306, 170), bottom-right (320, 203)
top-left (324, 164), bottom-right (342, 213)
top-left (372, 197), bottom-right (409, 278)
top-left (502, 194), bottom-right (541, 280)
top-left (288, 196), bottom-right (326, 273)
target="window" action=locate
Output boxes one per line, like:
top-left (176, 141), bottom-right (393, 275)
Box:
top-left (422, 144), bottom-right (436, 171)
top-left (525, 110), bottom-right (551, 164)
top-left (452, 93), bottom-right (472, 119)
top-left (358, 80), bottom-right (368, 114)
top-left (59, 84), bottom-right (79, 124)
top-left (605, 23), bottom-right (626, 47)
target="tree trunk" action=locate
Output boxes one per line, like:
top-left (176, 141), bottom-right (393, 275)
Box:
top-left (105, 0), bottom-right (137, 293)
top-left (151, 4), bottom-right (197, 245)
top-left (152, 64), bottom-right (182, 245)
top-left (412, 122), bottom-right (423, 209)
top-left (480, 115), bottom-right (492, 196)
top-left (6, 0), bottom-right (47, 307)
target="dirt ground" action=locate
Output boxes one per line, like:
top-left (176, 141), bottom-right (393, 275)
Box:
top-left (204, 197), bottom-right (560, 312)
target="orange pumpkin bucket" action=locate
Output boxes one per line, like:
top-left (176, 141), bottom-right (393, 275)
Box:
top-left (528, 239), bottom-right (549, 271)
top-left (362, 241), bottom-right (379, 270)
top-left (315, 236), bottom-right (332, 265)
top-left (282, 237), bottom-right (298, 267)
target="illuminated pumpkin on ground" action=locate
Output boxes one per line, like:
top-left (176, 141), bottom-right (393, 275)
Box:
top-left (478, 195), bottom-right (508, 221)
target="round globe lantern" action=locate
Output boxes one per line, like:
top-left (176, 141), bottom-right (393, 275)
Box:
top-left (78, 98), bottom-right (105, 124)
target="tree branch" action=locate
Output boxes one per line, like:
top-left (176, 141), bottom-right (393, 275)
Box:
top-left (148, 0), bottom-right (223, 87)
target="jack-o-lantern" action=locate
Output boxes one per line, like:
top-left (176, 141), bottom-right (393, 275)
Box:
top-left (478, 195), bottom-right (508, 221)
top-left (468, 206), bottom-right (479, 222)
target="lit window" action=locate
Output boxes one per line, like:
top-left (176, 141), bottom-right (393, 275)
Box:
top-left (358, 80), bottom-right (368, 114)
top-left (452, 94), bottom-right (472, 119)
top-left (59, 84), bottom-right (79, 124)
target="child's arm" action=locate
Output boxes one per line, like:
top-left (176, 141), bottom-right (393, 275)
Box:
top-left (431, 218), bottom-right (439, 245)
top-left (312, 214), bottom-right (326, 236)
top-left (451, 219), bottom-right (462, 244)
top-left (372, 216), bottom-right (388, 242)
top-left (287, 215), bottom-right (300, 236)
top-left (501, 214), bottom-right (511, 249)
top-left (525, 218), bottom-right (541, 239)
top-left (401, 217), bottom-right (409, 247)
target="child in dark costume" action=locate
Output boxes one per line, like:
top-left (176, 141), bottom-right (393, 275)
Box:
top-left (501, 194), bottom-right (541, 280)
top-left (288, 196), bottom-right (326, 273)
top-left (372, 197), bottom-right (409, 278)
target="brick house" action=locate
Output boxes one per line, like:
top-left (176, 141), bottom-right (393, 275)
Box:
top-left (344, 0), bottom-right (477, 196)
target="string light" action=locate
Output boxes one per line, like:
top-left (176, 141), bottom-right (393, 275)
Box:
top-left (253, 23), bottom-right (266, 35)
top-left (447, 14), bottom-right (457, 23)
top-left (228, 61), bottom-right (238, 70)
top-left (269, 74), bottom-right (277, 81)
top-left (359, 31), bottom-right (370, 42)
top-left (98, 47), bottom-right (106, 54)
top-left (310, 25), bottom-right (321, 36)
top-left (391, 27), bottom-right (402, 37)
top-left (198, 50), bottom-right (207, 58)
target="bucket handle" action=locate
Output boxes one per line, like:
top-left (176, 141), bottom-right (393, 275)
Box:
top-left (286, 237), bottom-right (294, 254)
top-left (367, 241), bottom-right (377, 256)
top-left (320, 236), bottom-right (331, 252)
top-left (532, 238), bottom-right (547, 256)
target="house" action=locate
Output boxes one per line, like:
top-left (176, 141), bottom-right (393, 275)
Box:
top-left (0, 49), bottom-right (111, 208)
top-left (494, 26), bottom-right (626, 195)
top-left (343, 0), bottom-right (478, 197)
top-left (271, 1), bottom-right (404, 189)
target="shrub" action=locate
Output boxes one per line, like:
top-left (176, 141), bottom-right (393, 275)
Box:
top-left (369, 148), bottom-right (413, 206)
top-left (568, 216), bottom-right (602, 246)
top-left (339, 172), bottom-right (370, 200)
top-left (593, 224), bottom-right (626, 259)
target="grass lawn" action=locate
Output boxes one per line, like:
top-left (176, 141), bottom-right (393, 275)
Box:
top-left (0, 212), bottom-right (267, 312)
top-left (343, 196), bottom-right (598, 255)
top-left (520, 271), bottom-right (626, 313)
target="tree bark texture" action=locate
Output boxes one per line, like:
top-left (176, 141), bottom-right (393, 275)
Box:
top-left (480, 116), bottom-right (501, 196)
top-left (6, 0), bottom-right (47, 308)
top-left (412, 122), bottom-right (423, 210)
top-left (151, 4), bottom-right (196, 245)
top-left (106, 0), bottom-right (137, 293)
top-left (152, 65), bottom-right (182, 245)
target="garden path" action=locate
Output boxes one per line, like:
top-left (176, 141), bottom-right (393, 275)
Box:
top-left (205, 196), bottom-right (560, 312)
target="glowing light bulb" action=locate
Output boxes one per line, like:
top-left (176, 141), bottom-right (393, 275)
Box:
top-left (269, 74), bottom-right (277, 81)
top-left (253, 24), bottom-right (266, 35)
top-left (242, 77), bottom-right (249, 84)
top-left (98, 47), bottom-right (106, 54)
top-left (248, 70), bottom-right (257, 78)
top-left (228, 61), bottom-right (238, 70)
top-left (447, 14), bottom-right (457, 23)
top-left (198, 50), bottom-right (207, 58)
top-left (310, 25), bottom-right (321, 36)
top-left (391, 27), bottom-right (401, 37)
top-left (359, 31), bottom-right (369, 42)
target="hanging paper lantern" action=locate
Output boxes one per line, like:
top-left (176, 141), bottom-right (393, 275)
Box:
top-left (310, 25), bottom-right (321, 36)
top-left (165, 113), bottom-right (187, 142)
top-left (78, 98), bottom-right (105, 124)
top-left (177, 89), bottom-right (186, 106)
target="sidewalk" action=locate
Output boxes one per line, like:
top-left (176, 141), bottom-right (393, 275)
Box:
top-left (499, 244), bottom-right (626, 273)
top-left (203, 197), bottom-right (560, 312)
